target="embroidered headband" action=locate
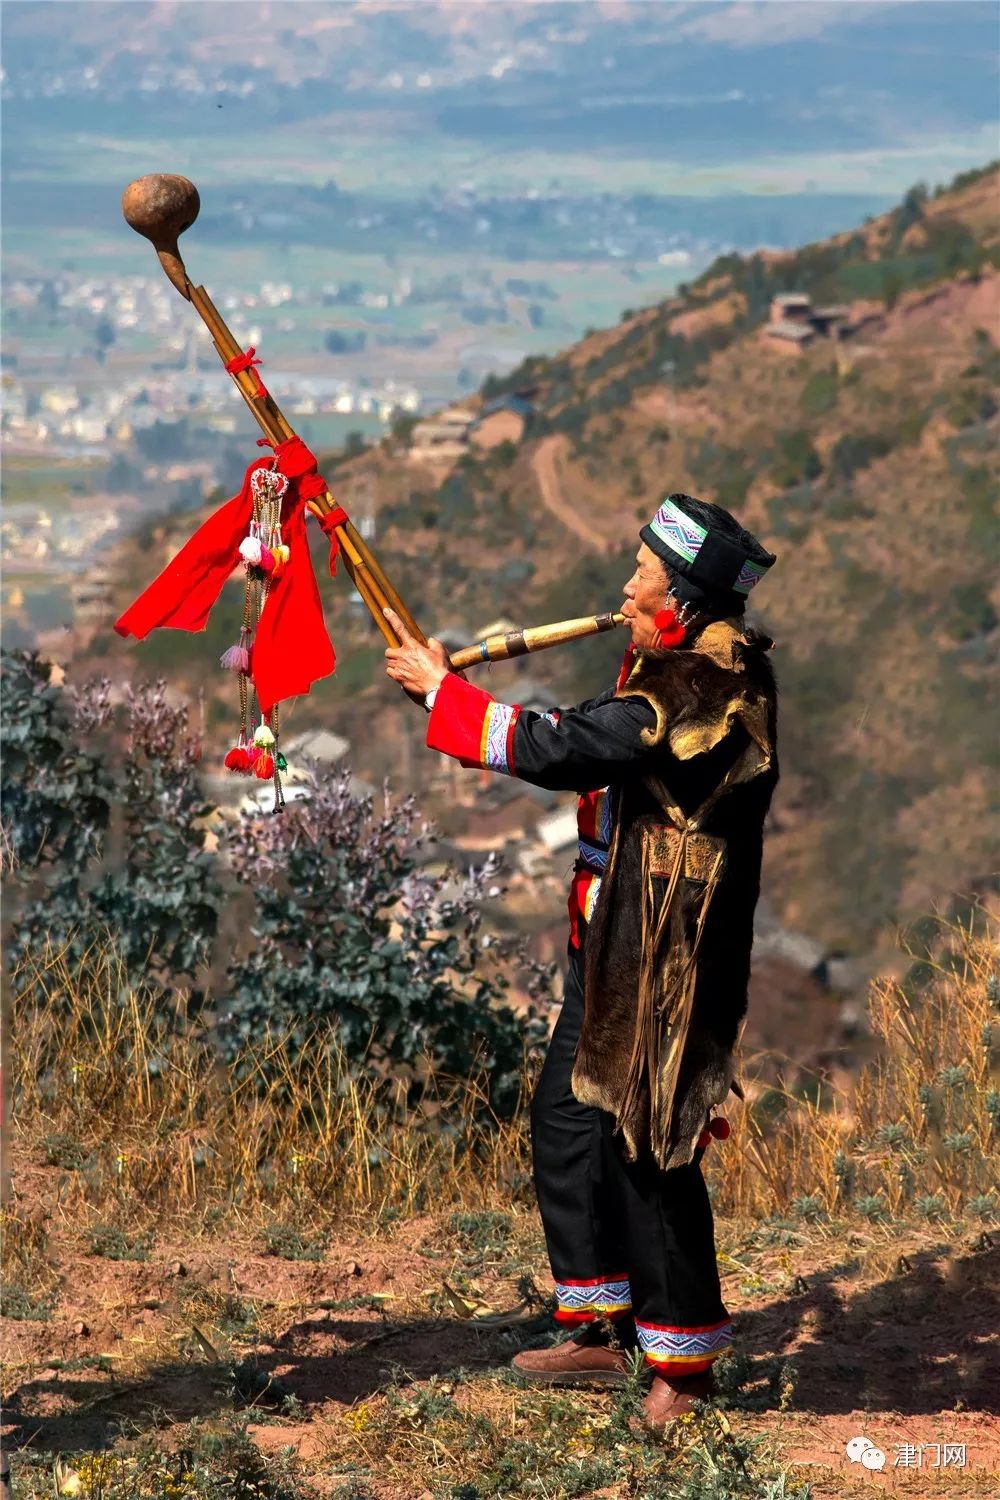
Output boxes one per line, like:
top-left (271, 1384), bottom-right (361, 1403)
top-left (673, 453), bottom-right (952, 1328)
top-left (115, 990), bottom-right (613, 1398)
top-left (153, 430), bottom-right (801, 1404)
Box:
top-left (647, 497), bottom-right (708, 568)
top-left (641, 494), bottom-right (775, 602)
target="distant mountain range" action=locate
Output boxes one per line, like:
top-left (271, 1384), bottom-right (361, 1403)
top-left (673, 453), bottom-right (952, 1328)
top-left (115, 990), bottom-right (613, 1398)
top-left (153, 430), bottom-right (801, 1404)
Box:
top-left (3, 1), bottom-right (996, 192)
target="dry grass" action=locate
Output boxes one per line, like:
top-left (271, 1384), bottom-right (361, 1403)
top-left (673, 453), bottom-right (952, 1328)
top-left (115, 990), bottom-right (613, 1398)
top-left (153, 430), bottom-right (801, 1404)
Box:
top-left (6, 937), bottom-right (531, 1254)
top-left (7, 914), bottom-right (996, 1250)
top-left (712, 911), bottom-right (999, 1223)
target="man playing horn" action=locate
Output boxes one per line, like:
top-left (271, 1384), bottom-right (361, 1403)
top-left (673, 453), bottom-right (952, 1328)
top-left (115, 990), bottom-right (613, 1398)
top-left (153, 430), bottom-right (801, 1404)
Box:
top-left (384, 494), bottom-right (778, 1430)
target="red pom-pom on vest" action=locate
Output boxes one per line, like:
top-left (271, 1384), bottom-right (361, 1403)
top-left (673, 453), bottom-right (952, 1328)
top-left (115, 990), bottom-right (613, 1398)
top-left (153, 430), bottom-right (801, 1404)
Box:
top-left (224, 746), bottom-right (251, 773)
top-left (254, 750), bottom-right (275, 780)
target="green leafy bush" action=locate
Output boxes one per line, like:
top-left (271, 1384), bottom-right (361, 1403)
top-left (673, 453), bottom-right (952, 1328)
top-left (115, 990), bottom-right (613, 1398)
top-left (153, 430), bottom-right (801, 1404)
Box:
top-left (689, 439), bottom-right (759, 510)
top-left (1, 650), bottom-right (543, 1116)
top-left (946, 384), bottom-right (999, 431)
top-left (829, 430), bottom-right (893, 482)
top-left (217, 771), bottom-right (540, 1113)
top-left (771, 429), bottom-right (822, 489)
top-left (957, 461), bottom-right (999, 552)
top-left (800, 367), bottom-right (840, 417)
top-left (948, 582), bottom-right (998, 641)
top-left (2, 653), bottom-right (220, 1005)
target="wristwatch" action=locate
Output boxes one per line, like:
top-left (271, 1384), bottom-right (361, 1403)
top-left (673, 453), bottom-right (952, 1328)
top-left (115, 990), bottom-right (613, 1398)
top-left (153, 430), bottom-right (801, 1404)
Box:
top-left (423, 686), bottom-right (439, 712)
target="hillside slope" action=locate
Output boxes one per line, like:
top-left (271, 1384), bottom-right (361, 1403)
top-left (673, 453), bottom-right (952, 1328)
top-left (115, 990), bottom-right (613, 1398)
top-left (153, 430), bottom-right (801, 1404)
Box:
top-left (107, 164), bottom-right (1000, 953)
top-left (358, 164), bottom-right (1000, 948)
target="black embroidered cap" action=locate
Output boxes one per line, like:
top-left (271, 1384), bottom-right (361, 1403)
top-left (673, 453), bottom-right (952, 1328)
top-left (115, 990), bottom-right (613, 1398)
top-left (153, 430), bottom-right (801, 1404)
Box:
top-left (640, 493), bottom-right (776, 609)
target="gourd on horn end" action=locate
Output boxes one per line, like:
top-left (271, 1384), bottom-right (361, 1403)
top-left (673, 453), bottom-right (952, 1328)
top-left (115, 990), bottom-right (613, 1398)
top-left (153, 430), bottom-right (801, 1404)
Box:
top-left (121, 174), bottom-right (200, 299)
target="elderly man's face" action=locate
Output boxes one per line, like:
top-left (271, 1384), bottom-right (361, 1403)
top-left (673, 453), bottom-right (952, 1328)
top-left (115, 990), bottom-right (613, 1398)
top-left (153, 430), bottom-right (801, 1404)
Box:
top-left (622, 542), bottom-right (670, 649)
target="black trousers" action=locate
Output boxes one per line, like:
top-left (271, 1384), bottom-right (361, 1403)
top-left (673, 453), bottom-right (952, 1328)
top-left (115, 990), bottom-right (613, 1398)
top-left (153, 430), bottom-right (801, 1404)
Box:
top-left (530, 943), bottom-right (732, 1373)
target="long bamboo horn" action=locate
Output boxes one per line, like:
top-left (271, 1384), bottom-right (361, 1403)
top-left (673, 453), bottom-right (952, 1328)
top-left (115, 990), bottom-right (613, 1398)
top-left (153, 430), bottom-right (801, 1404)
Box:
top-left (449, 610), bottom-right (626, 671)
top-left (120, 173), bottom-right (423, 650)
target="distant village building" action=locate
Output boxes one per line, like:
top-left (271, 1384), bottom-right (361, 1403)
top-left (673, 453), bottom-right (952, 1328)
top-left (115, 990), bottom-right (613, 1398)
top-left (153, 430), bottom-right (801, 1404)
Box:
top-left (410, 392), bottom-right (535, 460)
top-left (430, 623), bottom-right (470, 656)
top-left (468, 393), bottom-right (536, 449)
top-left (40, 386), bottom-right (80, 415)
top-left (409, 406), bottom-right (475, 459)
top-left (769, 292), bottom-right (813, 324)
top-left (284, 727), bottom-right (350, 765)
top-left (765, 292), bottom-right (851, 352)
top-left (67, 414), bottom-right (110, 444)
top-left (535, 805), bottom-right (579, 855)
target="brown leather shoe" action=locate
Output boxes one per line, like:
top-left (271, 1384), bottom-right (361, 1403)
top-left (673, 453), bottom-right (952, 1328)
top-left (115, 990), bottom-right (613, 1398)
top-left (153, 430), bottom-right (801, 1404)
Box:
top-left (642, 1367), bottom-right (716, 1430)
top-left (511, 1325), bottom-right (636, 1387)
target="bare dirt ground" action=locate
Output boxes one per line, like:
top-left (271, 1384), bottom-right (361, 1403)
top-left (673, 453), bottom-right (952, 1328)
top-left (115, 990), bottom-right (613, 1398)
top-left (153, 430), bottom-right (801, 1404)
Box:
top-left (530, 436), bottom-right (605, 552)
top-left (879, 271), bottom-right (999, 346)
top-left (4, 1170), bottom-right (998, 1497)
top-left (632, 387), bottom-right (717, 432)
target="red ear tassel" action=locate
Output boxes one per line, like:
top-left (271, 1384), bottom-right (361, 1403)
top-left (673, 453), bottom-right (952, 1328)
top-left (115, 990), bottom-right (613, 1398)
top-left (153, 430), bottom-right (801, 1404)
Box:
top-left (653, 608), bottom-right (686, 649)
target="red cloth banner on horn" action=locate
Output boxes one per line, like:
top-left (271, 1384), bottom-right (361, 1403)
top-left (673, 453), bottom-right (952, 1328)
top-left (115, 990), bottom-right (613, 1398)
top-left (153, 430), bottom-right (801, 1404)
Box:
top-left (115, 442), bottom-right (345, 714)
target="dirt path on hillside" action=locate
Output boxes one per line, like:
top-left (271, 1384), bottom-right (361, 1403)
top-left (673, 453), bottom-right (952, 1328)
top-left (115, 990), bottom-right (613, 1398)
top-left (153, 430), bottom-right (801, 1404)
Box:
top-left (531, 435), bottom-right (602, 551)
top-left (4, 1187), bottom-right (998, 1497)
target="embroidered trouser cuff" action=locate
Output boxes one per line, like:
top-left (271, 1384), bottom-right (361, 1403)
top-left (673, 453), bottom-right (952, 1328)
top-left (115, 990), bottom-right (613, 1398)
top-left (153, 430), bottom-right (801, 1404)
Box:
top-left (554, 1275), bottom-right (632, 1325)
top-left (554, 1274), bottom-right (732, 1372)
top-left (635, 1315), bottom-right (733, 1374)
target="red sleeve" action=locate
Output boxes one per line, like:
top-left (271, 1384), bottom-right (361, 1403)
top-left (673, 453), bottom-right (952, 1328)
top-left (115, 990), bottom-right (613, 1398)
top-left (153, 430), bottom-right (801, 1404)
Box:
top-left (426, 672), bottom-right (521, 774)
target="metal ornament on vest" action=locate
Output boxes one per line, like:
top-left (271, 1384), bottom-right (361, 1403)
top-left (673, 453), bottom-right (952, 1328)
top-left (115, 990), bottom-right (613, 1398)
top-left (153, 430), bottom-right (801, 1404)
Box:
top-left (640, 494), bottom-right (777, 612)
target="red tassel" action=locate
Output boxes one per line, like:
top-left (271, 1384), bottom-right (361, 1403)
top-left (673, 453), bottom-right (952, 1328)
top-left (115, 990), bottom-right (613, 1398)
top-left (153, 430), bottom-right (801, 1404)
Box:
top-left (698, 1116), bottom-right (731, 1152)
top-left (653, 607), bottom-right (686, 649)
top-left (254, 750), bottom-right (275, 780)
top-left (224, 745), bottom-right (252, 774)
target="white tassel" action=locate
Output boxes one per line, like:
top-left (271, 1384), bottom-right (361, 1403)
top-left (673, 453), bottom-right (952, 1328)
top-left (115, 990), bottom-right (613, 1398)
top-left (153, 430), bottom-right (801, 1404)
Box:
top-left (239, 536), bottom-right (263, 566)
top-left (220, 644), bottom-right (250, 673)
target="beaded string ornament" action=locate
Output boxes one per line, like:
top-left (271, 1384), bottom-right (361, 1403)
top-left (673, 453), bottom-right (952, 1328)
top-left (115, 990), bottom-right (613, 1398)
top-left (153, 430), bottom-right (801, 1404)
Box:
top-left (220, 464), bottom-right (291, 808)
top-left (653, 589), bottom-right (699, 649)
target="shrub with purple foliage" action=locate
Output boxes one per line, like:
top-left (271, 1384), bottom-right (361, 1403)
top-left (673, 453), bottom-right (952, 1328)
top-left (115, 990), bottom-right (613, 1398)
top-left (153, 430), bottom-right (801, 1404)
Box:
top-left (218, 766), bottom-right (546, 1113)
top-left (2, 650), bottom-right (546, 1116)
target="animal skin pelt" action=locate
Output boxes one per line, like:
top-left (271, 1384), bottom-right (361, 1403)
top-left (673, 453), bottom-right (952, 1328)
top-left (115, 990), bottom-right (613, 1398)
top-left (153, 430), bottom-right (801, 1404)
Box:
top-left (572, 620), bottom-right (779, 1170)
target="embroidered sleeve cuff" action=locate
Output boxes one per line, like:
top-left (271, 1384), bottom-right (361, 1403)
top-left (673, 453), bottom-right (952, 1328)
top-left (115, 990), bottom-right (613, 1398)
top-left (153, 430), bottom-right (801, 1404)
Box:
top-left (426, 672), bottom-right (521, 775)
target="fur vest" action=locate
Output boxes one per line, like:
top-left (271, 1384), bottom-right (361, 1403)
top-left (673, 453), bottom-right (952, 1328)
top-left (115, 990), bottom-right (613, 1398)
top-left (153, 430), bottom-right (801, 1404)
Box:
top-left (572, 620), bottom-right (779, 1170)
